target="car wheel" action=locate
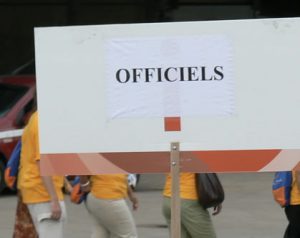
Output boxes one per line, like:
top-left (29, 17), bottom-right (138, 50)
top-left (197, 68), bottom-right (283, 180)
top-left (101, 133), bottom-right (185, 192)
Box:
top-left (0, 160), bottom-right (6, 193)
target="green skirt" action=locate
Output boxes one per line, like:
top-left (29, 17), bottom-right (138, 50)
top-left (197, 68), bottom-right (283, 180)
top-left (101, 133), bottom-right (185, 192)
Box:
top-left (162, 197), bottom-right (217, 238)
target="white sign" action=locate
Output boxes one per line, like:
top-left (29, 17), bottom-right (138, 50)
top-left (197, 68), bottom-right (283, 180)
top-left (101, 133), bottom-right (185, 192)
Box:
top-left (35, 18), bottom-right (300, 156)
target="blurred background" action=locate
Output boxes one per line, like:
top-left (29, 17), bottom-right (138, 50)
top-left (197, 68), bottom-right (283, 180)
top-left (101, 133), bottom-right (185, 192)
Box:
top-left (1, 0), bottom-right (300, 74)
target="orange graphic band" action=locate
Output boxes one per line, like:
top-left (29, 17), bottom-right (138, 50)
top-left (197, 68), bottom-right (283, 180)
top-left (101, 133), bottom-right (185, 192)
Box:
top-left (40, 149), bottom-right (300, 176)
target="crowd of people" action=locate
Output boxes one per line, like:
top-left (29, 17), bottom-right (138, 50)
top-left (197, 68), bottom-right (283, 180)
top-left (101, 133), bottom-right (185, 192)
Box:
top-left (10, 108), bottom-right (224, 238)
top-left (8, 104), bottom-right (300, 238)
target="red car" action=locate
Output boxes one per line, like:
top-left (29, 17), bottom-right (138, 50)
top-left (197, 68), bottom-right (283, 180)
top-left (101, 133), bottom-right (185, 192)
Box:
top-left (0, 74), bottom-right (36, 193)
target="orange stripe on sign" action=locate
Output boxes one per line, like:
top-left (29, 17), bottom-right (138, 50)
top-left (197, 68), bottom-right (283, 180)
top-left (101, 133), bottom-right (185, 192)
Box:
top-left (164, 117), bottom-right (181, 131)
top-left (41, 153), bottom-right (137, 175)
top-left (41, 153), bottom-right (91, 175)
top-left (77, 153), bottom-right (128, 174)
top-left (258, 150), bottom-right (300, 172)
top-left (41, 152), bottom-right (170, 175)
top-left (186, 150), bottom-right (281, 172)
top-left (40, 149), bottom-right (293, 175)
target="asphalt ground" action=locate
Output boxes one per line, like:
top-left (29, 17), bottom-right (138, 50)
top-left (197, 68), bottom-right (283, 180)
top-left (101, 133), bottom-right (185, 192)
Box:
top-left (0, 173), bottom-right (288, 238)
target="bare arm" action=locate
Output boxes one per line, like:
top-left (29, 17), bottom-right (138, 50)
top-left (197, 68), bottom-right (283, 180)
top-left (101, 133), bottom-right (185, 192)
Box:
top-left (127, 185), bottom-right (138, 210)
top-left (79, 175), bottom-right (91, 193)
top-left (38, 161), bottom-right (61, 220)
top-left (63, 177), bottom-right (73, 194)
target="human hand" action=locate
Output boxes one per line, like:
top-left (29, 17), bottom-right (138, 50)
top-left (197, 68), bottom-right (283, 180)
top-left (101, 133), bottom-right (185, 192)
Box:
top-left (212, 204), bottom-right (222, 216)
top-left (50, 200), bottom-right (62, 220)
top-left (64, 179), bottom-right (73, 194)
top-left (129, 195), bottom-right (139, 210)
top-left (80, 181), bottom-right (91, 193)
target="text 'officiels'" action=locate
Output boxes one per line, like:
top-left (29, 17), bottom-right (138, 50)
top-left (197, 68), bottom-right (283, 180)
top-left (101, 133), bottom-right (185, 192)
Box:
top-left (115, 66), bottom-right (224, 83)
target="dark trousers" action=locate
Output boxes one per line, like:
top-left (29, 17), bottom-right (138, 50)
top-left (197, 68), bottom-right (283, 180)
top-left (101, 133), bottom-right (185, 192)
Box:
top-left (284, 205), bottom-right (300, 238)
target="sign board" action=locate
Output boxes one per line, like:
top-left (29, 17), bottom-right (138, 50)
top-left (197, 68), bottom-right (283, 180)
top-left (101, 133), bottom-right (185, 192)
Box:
top-left (34, 18), bottom-right (300, 175)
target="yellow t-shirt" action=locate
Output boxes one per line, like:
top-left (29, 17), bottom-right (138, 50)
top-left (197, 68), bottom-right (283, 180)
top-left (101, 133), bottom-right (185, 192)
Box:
top-left (163, 172), bottom-right (198, 200)
top-left (90, 174), bottom-right (128, 199)
top-left (290, 171), bottom-right (300, 205)
top-left (17, 112), bottom-right (64, 204)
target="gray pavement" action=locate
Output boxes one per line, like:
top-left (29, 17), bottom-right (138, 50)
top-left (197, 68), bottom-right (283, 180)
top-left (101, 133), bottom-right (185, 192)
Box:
top-left (0, 173), bottom-right (287, 238)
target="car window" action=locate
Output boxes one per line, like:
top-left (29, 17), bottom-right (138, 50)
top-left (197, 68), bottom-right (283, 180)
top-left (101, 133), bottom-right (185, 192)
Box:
top-left (0, 84), bottom-right (28, 117)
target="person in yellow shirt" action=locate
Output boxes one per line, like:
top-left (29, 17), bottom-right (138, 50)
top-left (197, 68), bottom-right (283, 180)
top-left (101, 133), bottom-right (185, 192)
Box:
top-left (80, 174), bottom-right (138, 238)
top-left (162, 172), bottom-right (222, 238)
top-left (17, 111), bottom-right (66, 238)
top-left (284, 170), bottom-right (300, 238)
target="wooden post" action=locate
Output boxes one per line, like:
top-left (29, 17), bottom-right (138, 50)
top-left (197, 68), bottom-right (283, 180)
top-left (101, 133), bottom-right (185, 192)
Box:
top-left (170, 142), bottom-right (181, 238)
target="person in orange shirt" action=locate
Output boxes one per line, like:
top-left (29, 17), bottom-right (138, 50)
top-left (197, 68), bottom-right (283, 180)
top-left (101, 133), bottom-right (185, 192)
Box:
top-left (80, 174), bottom-right (138, 238)
top-left (17, 111), bottom-right (66, 238)
top-left (284, 170), bottom-right (300, 238)
top-left (162, 172), bottom-right (222, 238)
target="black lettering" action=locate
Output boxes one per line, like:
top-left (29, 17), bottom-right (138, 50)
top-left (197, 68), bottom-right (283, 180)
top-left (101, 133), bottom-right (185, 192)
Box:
top-left (188, 67), bottom-right (199, 81)
top-left (145, 68), bottom-right (156, 82)
top-left (157, 68), bottom-right (162, 82)
top-left (132, 68), bottom-right (143, 83)
top-left (116, 69), bottom-right (130, 83)
top-left (213, 66), bottom-right (224, 80)
top-left (164, 67), bottom-right (178, 82)
top-left (116, 65), bottom-right (222, 83)
top-left (179, 67), bottom-right (185, 81)
top-left (201, 66), bottom-right (213, 81)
